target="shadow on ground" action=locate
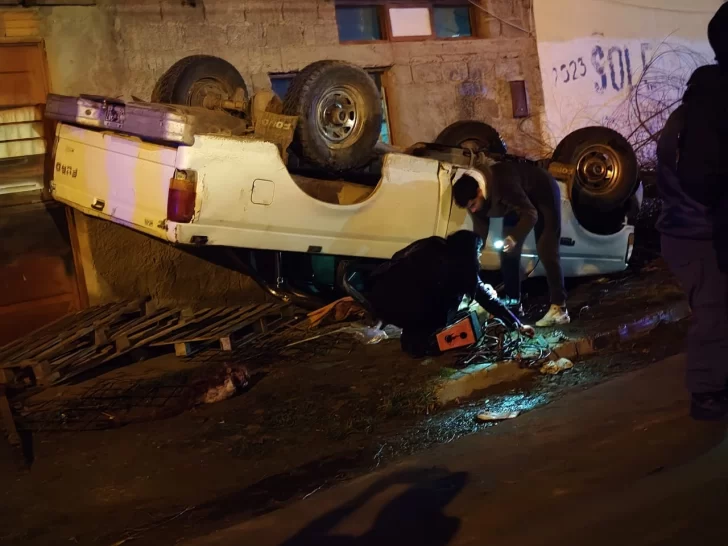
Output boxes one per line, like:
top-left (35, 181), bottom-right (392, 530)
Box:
top-left (280, 468), bottom-right (468, 546)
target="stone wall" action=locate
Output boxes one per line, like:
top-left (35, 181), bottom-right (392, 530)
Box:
top-left (11, 0), bottom-right (546, 307)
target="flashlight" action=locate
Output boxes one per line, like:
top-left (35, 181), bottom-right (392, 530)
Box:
top-left (494, 239), bottom-right (505, 250)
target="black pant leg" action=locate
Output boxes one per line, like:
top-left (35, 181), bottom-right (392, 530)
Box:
top-left (501, 212), bottom-right (524, 302)
top-left (534, 189), bottom-right (567, 306)
top-left (662, 235), bottom-right (728, 393)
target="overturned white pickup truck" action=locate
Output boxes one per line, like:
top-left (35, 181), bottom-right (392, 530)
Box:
top-left (48, 56), bottom-right (641, 302)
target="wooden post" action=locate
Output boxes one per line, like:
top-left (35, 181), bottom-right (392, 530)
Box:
top-left (0, 387), bottom-right (20, 447)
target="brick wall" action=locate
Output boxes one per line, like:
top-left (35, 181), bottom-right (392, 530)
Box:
top-left (5, 0), bottom-right (547, 308)
top-left (41, 0), bottom-right (545, 154)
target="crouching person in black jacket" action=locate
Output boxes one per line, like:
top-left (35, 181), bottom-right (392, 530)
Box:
top-left (367, 230), bottom-right (534, 358)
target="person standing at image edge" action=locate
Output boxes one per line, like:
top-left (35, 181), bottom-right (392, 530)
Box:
top-left (656, 3), bottom-right (728, 421)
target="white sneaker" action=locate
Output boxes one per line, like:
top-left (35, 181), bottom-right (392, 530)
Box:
top-left (536, 305), bottom-right (571, 327)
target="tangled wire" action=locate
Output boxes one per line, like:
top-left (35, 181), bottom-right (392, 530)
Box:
top-left (456, 318), bottom-right (553, 369)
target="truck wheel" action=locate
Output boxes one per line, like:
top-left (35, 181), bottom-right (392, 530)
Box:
top-left (571, 190), bottom-right (641, 235)
top-left (435, 121), bottom-right (507, 155)
top-left (283, 61), bottom-right (382, 171)
top-left (552, 127), bottom-right (638, 211)
top-left (151, 55), bottom-right (249, 112)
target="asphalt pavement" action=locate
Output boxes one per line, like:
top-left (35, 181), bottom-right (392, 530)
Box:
top-left (181, 354), bottom-right (728, 546)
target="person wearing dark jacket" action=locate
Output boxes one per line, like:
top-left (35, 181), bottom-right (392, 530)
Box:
top-left (367, 230), bottom-right (534, 357)
top-left (452, 164), bottom-right (569, 327)
top-left (657, 3), bottom-right (728, 421)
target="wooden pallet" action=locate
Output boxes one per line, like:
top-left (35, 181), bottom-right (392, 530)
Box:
top-left (0, 300), bottom-right (152, 386)
top-left (0, 301), bottom-right (293, 388)
top-left (0, 300), bottom-right (290, 386)
top-left (0, 300), bottom-right (191, 386)
top-left (150, 303), bottom-right (291, 356)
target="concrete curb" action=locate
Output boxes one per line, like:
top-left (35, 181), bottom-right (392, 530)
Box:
top-left (435, 300), bottom-right (691, 405)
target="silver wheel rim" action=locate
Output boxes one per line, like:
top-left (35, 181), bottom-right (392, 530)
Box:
top-left (316, 86), bottom-right (363, 149)
top-left (576, 144), bottom-right (621, 194)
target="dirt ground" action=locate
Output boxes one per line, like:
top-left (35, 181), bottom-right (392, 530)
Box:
top-left (0, 269), bottom-right (688, 546)
top-left (1, 201), bottom-right (687, 545)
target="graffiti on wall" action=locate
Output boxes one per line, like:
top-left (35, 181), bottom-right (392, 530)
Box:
top-left (539, 38), bottom-right (712, 167)
top-left (551, 44), bottom-right (655, 94)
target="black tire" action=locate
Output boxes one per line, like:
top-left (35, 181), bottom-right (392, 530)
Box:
top-left (283, 61), bottom-right (382, 171)
top-left (570, 191), bottom-right (625, 235)
top-left (435, 120), bottom-right (507, 155)
top-left (151, 55), bottom-right (248, 111)
top-left (552, 127), bottom-right (638, 211)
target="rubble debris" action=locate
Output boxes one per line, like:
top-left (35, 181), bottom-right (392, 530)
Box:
top-left (342, 323), bottom-right (394, 345)
top-left (307, 297), bottom-right (368, 328)
top-left (197, 365), bottom-right (250, 405)
top-left (540, 358), bottom-right (574, 375)
top-left (477, 410), bottom-right (520, 422)
top-left (19, 361), bottom-right (252, 432)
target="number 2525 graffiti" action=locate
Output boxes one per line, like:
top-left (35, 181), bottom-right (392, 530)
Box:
top-left (552, 44), bottom-right (650, 94)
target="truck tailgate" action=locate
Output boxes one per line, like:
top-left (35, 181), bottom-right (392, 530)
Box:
top-left (52, 123), bottom-right (178, 240)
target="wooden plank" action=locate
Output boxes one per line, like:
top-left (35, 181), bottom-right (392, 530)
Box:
top-left (51, 345), bottom-right (115, 385)
top-left (112, 308), bottom-right (179, 340)
top-left (176, 304), bottom-right (281, 345)
top-left (131, 308), bottom-right (217, 344)
top-left (127, 314), bottom-right (180, 342)
top-left (4, 304), bottom-right (114, 360)
top-left (94, 325), bottom-right (110, 346)
top-left (173, 304), bottom-right (262, 341)
top-left (0, 368), bottom-right (16, 385)
top-left (108, 314), bottom-right (147, 338)
top-left (32, 362), bottom-right (60, 386)
top-left (0, 120), bottom-right (43, 142)
top-left (164, 306), bottom-right (271, 357)
top-left (215, 309), bottom-right (285, 352)
top-left (205, 304), bottom-right (274, 336)
top-left (47, 343), bottom-right (94, 369)
top-left (0, 305), bottom-right (88, 360)
top-left (174, 342), bottom-right (197, 357)
top-left (124, 318), bottom-right (181, 350)
top-left (23, 324), bottom-right (96, 363)
top-left (64, 206), bottom-right (90, 311)
top-left (0, 43), bottom-right (46, 106)
top-left (144, 307), bottom-right (240, 345)
top-left (0, 389), bottom-right (20, 447)
top-left (2, 298), bottom-right (128, 367)
top-left (187, 304), bottom-right (280, 342)
top-left (177, 306), bottom-right (247, 338)
top-left (52, 344), bottom-right (100, 370)
top-left (136, 308), bottom-right (226, 347)
top-left (1, 333), bottom-right (65, 367)
top-left (0, 106), bottom-right (41, 126)
top-left (115, 335), bottom-right (131, 353)
top-left (0, 137), bottom-right (45, 159)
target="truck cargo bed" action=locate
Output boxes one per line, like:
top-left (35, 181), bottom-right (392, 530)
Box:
top-left (46, 94), bottom-right (251, 146)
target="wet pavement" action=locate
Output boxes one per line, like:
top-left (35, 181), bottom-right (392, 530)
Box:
top-left (182, 352), bottom-right (728, 546)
